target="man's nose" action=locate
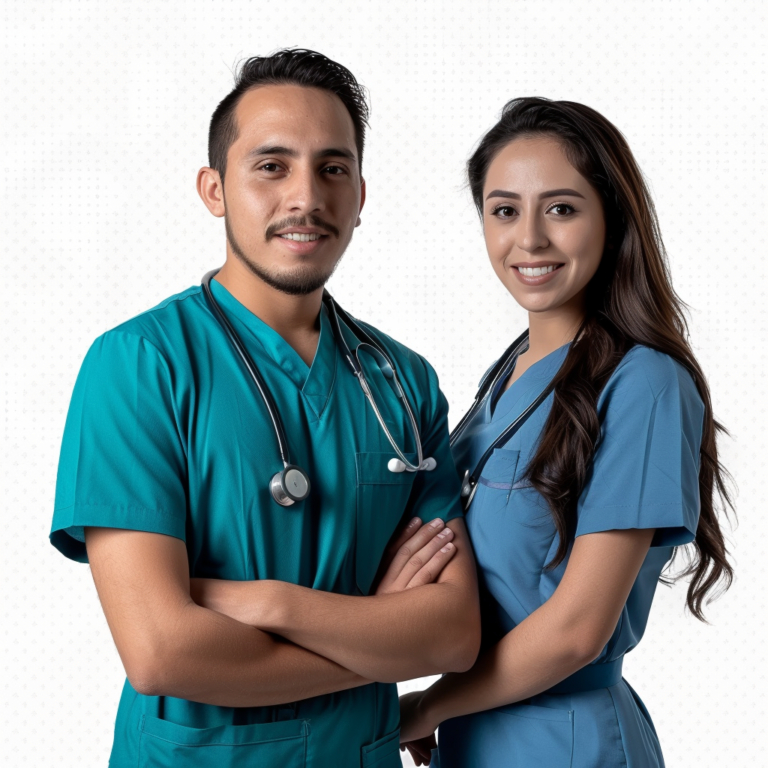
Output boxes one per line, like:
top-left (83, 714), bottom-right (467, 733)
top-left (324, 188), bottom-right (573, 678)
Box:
top-left (283, 165), bottom-right (325, 215)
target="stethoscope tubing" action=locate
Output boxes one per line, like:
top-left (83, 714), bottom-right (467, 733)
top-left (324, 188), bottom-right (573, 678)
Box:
top-left (450, 329), bottom-right (555, 510)
top-left (323, 291), bottom-right (426, 472)
top-left (202, 270), bottom-right (430, 490)
top-left (202, 270), bottom-right (293, 467)
top-left (449, 329), bottom-right (530, 449)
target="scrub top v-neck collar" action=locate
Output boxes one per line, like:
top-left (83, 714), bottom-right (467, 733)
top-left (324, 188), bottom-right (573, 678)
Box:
top-left (488, 341), bottom-right (571, 422)
top-left (209, 278), bottom-right (347, 419)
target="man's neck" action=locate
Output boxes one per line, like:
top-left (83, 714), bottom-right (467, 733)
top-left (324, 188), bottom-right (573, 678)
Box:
top-left (214, 257), bottom-right (323, 368)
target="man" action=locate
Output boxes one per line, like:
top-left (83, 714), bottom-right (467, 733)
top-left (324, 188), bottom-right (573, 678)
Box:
top-left (50, 49), bottom-right (479, 767)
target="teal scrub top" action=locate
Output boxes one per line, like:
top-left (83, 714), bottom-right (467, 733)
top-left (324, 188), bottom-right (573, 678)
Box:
top-left (437, 343), bottom-right (704, 768)
top-left (50, 280), bottom-right (464, 768)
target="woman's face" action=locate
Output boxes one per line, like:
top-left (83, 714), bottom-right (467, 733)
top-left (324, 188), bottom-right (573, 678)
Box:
top-left (482, 135), bottom-right (606, 315)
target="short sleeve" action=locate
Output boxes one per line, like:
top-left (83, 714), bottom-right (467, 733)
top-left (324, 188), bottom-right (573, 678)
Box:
top-left (575, 347), bottom-right (705, 547)
top-left (50, 331), bottom-right (188, 563)
top-left (405, 358), bottom-right (464, 525)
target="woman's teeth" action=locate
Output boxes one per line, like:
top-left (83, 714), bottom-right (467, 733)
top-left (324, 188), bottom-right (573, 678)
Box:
top-left (280, 233), bottom-right (321, 242)
top-left (518, 265), bottom-right (557, 277)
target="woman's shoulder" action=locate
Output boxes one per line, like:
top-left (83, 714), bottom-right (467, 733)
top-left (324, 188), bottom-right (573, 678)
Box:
top-left (603, 345), bottom-right (702, 407)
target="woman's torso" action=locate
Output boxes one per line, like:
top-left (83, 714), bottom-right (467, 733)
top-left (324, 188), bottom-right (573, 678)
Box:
top-left (437, 342), bottom-right (705, 768)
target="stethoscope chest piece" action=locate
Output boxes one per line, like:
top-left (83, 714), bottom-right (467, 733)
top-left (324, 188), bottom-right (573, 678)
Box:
top-left (270, 465), bottom-right (311, 507)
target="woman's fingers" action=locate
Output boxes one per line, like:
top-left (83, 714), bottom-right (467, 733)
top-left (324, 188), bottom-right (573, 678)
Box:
top-left (386, 516), bottom-right (424, 560)
top-left (405, 535), bottom-right (457, 589)
top-left (403, 736), bottom-right (436, 764)
top-left (376, 518), bottom-right (451, 594)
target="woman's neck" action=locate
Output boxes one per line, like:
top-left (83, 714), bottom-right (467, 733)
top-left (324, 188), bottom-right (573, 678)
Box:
top-left (505, 295), bottom-right (585, 391)
top-left (526, 302), bottom-right (584, 361)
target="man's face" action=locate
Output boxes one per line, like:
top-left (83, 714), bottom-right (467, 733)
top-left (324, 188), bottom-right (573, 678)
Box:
top-left (217, 84), bottom-right (365, 295)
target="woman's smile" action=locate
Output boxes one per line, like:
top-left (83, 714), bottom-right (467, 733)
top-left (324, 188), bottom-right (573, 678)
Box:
top-left (511, 262), bottom-right (565, 285)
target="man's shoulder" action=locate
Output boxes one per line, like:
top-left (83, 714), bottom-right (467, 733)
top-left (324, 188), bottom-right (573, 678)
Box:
top-left (98, 284), bottom-right (206, 355)
top-left (353, 316), bottom-right (430, 370)
top-left (348, 315), bottom-right (442, 401)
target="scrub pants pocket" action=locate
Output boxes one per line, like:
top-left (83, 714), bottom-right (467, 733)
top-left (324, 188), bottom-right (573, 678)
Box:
top-left (361, 728), bottom-right (401, 767)
top-left (138, 715), bottom-right (309, 768)
top-left (437, 704), bottom-right (573, 768)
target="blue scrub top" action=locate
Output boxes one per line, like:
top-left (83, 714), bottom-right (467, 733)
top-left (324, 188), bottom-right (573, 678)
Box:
top-left (50, 280), bottom-right (463, 768)
top-left (437, 342), bottom-right (704, 768)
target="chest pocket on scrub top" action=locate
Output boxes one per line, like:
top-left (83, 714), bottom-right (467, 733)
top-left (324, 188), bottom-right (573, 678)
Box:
top-left (473, 448), bottom-right (521, 515)
top-left (355, 451), bottom-right (418, 595)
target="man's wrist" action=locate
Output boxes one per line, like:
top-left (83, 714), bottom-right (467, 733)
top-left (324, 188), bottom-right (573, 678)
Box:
top-left (255, 579), bottom-right (291, 632)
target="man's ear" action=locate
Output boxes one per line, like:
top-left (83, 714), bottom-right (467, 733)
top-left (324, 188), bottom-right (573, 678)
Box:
top-left (197, 167), bottom-right (226, 218)
top-left (356, 177), bottom-right (366, 227)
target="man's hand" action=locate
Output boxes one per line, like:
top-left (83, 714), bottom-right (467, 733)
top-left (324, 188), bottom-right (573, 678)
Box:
top-left (373, 517), bottom-right (457, 595)
top-left (190, 516), bottom-right (458, 618)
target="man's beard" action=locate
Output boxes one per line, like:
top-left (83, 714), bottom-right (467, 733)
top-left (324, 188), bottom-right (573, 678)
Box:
top-left (225, 215), bottom-right (342, 296)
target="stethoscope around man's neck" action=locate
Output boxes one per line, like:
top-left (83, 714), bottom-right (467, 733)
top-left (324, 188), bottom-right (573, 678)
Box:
top-left (450, 329), bottom-right (556, 511)
top-left (201, 269), bottom-right (435, 507)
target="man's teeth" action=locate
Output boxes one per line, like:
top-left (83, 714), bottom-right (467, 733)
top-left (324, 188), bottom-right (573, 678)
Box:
top-left (280, 233), bottom-right (321, 242)
top-left (519, 265), bottom-right (557, 277)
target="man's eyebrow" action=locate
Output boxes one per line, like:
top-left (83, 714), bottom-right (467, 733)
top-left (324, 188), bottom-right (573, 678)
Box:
top-left (485, 188), bottom-right (586, 201)
top-left (244, 145), bottom-right (298, 161)
top-left (243, 145), bottom-right (357, 162)
top-left (317, 147), bottom-right (357, 161)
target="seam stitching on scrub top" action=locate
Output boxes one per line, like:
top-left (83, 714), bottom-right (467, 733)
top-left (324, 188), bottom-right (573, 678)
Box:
top-left (139, 730), bottom-right (308, 748)
top-left (578, 501), bottom-right (683, 509)
top-left (66, 501), bottom-right (180, 515)
top-left (606, 686), bottom-right (629, 767)
top-left (130, 285), bottom-right (203, 320)
top-left (103, 331), bottom-right (189, 461)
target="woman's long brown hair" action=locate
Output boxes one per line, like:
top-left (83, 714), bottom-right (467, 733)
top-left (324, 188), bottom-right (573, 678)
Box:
top-left (467, 97), bottom-right (734, 620)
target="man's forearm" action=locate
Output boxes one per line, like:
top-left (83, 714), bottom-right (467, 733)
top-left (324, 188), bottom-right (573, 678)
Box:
top-left (135, 600), bottom-right (370, 707)
top-left (216, 579), bottom-right (479, 683)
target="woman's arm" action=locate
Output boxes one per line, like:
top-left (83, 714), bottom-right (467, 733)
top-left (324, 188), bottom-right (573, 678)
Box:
top-left (400, 527), bottom-right (655, 743)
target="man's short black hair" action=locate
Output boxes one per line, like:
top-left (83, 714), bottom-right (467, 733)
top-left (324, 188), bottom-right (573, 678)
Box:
top-left (208, 48), bottom-right (370, 182)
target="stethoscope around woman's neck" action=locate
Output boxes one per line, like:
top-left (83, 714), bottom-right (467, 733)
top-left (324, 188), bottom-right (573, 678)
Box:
top-left (450, 329), bottom-right (556, 511)
top-left (201, 269), bottom-right (435, 507)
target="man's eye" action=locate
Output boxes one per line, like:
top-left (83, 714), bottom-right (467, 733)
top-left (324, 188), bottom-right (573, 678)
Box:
top-left (323, 165), bottom-right (346, 175)
top-left (259, 163), bottom-right (281, 172)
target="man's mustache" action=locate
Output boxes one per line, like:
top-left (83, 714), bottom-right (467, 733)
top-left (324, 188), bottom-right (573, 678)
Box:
top-left (265, 216), bottom-right (340, 241)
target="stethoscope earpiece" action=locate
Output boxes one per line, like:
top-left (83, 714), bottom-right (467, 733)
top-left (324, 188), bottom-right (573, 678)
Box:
top-left (388, 456), bottom-right (437, 473)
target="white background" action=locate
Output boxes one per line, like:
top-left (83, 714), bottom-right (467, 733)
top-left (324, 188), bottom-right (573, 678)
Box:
top-left (1, 1), bottom-right (765, 765)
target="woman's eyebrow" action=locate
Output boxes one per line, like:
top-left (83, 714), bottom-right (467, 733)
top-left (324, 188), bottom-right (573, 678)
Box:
top-left (485, 188), bottom-right (586, 201)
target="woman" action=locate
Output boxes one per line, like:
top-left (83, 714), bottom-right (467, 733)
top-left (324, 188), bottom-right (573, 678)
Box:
top-left (400, 98), bottom-right (733, 768)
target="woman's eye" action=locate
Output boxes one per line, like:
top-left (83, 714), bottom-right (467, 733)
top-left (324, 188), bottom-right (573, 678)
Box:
top-left (491, 205), bottom-right (516, 219)
top-left (549, 203), bottom-right (575, 216)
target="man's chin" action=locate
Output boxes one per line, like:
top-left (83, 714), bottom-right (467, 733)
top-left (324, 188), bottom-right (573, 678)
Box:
top-left (239, 257), bottom-right (335, 296)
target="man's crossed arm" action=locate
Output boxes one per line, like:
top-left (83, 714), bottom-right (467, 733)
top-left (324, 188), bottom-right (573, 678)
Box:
top-left (85, 516), bottom-right (480, 709)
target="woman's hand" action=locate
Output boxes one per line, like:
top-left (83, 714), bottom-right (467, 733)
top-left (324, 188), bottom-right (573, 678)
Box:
top-left (373, 517), bottom-right (457, 595)
top-left (399, 690), bottom-right (439, 762)
top-left (401, 735), bottom-right (437, 766)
